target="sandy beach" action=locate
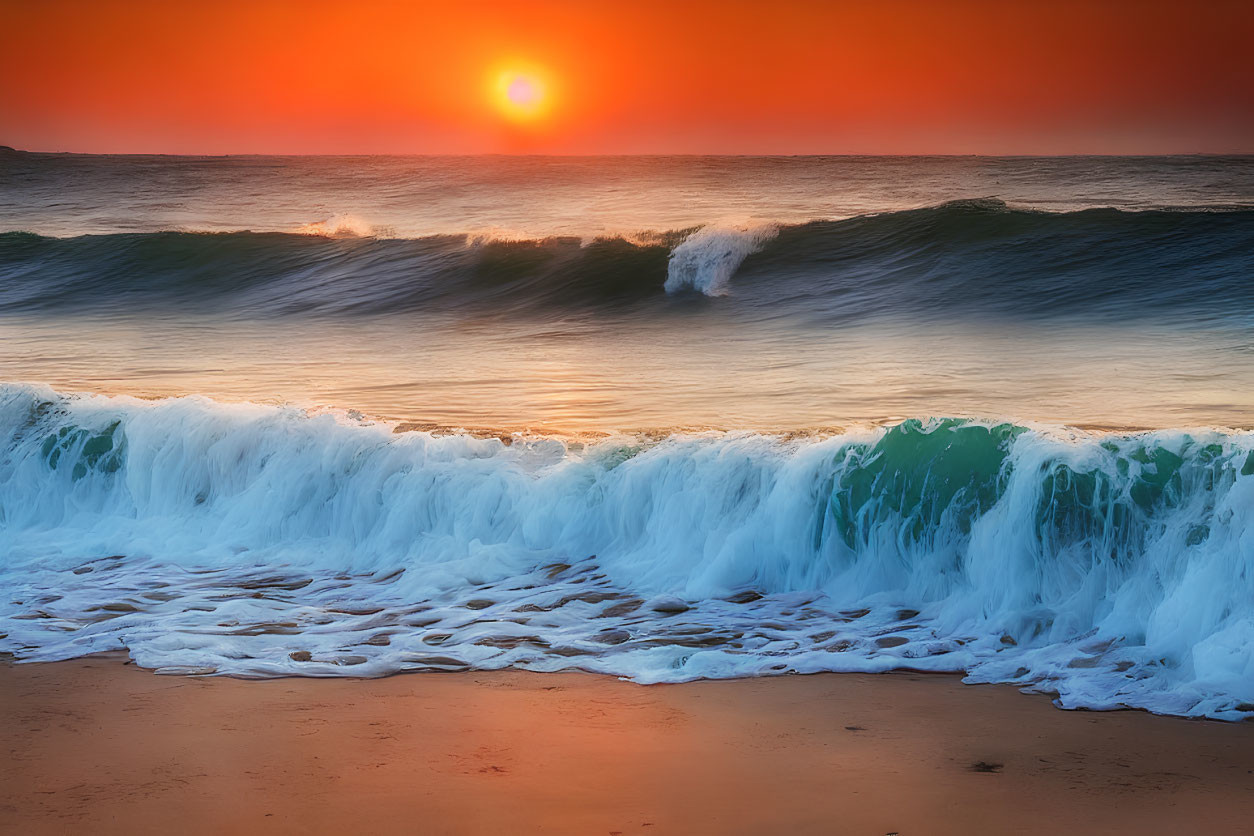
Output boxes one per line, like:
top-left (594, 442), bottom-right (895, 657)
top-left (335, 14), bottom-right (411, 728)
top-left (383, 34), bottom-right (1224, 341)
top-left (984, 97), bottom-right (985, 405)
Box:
top-left (3, 656), bottom-right (1252, 835)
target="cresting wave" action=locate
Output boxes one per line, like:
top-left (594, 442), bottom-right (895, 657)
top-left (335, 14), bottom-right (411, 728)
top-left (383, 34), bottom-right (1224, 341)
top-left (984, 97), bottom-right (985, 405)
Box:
top-left (662, 221), bottom-right (778, 296)
top-left (2, 384), bottom-right (1254, 719)
top-left (2, 200), bottom-right (1251, 320)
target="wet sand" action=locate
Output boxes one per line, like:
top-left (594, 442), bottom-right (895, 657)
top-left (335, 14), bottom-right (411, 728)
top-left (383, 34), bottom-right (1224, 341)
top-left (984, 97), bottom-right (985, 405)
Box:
top-left (3, 656), bottom-right (1253, 835)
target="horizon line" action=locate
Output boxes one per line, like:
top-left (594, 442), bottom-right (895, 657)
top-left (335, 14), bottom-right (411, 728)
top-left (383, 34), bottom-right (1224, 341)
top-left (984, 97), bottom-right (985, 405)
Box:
top-left (5, 146), bottom-right (1253, 160)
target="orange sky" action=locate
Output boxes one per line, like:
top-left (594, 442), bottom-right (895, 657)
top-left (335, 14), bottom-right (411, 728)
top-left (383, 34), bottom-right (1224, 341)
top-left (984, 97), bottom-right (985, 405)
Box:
top-left (2, 0), bottom-right (1251, 155)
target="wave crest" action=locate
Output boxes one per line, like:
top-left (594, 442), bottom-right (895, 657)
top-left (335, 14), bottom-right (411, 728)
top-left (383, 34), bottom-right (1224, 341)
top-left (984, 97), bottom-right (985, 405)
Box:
top-left (294, 214), bottom-right (382, 238)
top-left (664, 221), bottom-right (778, 296)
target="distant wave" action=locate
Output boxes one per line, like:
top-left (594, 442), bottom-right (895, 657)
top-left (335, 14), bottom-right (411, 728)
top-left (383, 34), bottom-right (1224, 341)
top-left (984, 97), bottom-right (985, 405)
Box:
top-left (3, 383), bottom-right (1254, 718)
top-left (1, 200), bottom-right (1251, 321)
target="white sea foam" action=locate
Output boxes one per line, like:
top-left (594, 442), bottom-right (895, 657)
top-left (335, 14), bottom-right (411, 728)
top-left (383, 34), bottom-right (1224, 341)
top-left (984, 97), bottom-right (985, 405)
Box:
top-left (2, 383), bottom-right (1253, 719)
top-left (664, 222), bottom-right (778, 296)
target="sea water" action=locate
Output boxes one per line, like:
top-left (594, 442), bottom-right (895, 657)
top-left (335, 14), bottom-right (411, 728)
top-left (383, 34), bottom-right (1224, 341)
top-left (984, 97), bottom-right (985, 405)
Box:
top-left (2, 151), bottom-right (1252, 718)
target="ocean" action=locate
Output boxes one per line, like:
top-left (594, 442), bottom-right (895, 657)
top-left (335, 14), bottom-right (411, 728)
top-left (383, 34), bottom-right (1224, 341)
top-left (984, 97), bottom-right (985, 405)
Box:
top-left (2, 151), bottom-right (1253, 718)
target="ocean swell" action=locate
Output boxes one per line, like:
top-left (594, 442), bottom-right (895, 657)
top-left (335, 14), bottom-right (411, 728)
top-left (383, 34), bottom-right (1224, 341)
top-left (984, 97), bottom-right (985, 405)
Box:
top-left (2, 384), bottom-right (1254, 718)
top-left (2, 200), bottom-right (1251, 321)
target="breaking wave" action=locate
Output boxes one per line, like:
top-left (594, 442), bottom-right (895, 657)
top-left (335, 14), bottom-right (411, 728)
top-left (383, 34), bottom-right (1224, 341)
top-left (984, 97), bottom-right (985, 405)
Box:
top-left (3, 383), bottom-right (1254, 719)
top-left (663, 221), bottom-right (777, 296)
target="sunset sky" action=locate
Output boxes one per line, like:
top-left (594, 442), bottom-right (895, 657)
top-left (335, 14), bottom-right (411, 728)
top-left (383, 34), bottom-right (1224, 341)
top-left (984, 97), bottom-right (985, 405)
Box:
top-left (2, 0), bottom-right (1252, 155)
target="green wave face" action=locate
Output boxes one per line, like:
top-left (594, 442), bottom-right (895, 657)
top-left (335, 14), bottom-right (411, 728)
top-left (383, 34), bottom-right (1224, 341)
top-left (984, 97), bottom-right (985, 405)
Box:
top-left (825, 419), bottom-right (1023, 551)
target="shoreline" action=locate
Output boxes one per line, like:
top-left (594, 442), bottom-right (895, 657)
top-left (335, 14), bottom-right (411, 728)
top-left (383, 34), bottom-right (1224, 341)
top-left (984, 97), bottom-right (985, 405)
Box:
top-left (4, 657), bottom-right (1253, 834)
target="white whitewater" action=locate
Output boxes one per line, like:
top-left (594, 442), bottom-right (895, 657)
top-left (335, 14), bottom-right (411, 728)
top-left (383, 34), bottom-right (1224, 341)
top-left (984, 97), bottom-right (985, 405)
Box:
top-left (1, 384), bottom-right (1253, 719)
top-left (664, 222), bottom-right (778, 295)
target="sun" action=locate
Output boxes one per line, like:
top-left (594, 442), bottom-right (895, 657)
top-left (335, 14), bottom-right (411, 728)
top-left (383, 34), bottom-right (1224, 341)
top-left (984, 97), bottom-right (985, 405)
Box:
top-left (492, 67), bottom-right (551, 122)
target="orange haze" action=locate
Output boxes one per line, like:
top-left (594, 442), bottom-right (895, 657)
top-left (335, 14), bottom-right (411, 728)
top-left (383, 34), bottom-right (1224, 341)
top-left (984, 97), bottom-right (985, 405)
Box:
top-left (2, 0), bottom-right (1251, 155)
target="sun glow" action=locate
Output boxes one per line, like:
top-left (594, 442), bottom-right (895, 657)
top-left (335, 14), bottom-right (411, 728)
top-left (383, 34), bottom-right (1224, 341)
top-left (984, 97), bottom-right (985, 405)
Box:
top-left (492, 67), bottom-right (552, 121)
